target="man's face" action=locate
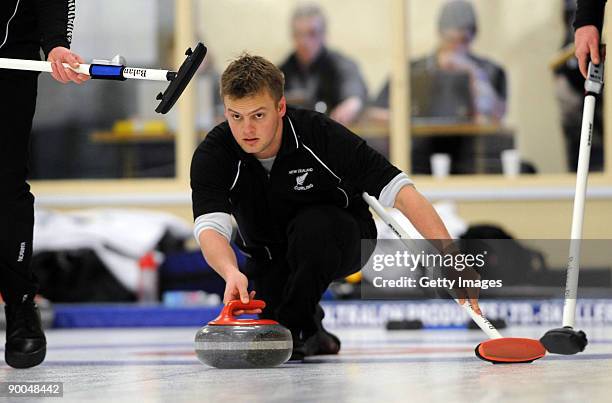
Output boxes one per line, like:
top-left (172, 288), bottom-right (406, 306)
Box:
top-left (292, 16), bottom-right (325, 65)
top-left (440, 28), bottom-right (473, 53)
top-left (224, 90), bottom-right (286, 159)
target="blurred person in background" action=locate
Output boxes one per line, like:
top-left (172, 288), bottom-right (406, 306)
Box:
top-left (279, 3), bottom-right (368, 126)
top-left (374, 0), bottom-right (507, 123)
top-left (372, 0), bottom-right (507, 174)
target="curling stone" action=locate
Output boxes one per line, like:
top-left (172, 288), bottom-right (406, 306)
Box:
top-left (195, 299), bottom-right (292, 369)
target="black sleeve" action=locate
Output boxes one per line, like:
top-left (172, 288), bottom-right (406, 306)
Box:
top-left (35, 0), bottom-right (74, 58)
top-left (492, 66), bottom-right (507, 101)
top-left (574, 0), bottom-right (607, 32)
top-left (190, 132), bottom-right (236, 220)
top-left (373, 79), bottom-right (390, 108)
top-left (278, 56), bottom-right (295, 91)
top-left (316, 115), bottom-right (402, 198)
top-left (333, 53), bottom-right (368, 103)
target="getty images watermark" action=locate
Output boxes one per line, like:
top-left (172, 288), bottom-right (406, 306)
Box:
top-left (370, 249), bottom-right (501, 289)
top-left (360, 239), bottom-right (504, 299)
top-left (358, 238), bottom-right (612, 300)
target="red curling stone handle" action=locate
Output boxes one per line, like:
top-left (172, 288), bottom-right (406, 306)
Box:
top-left (208, 299), bottom-right (279, 326)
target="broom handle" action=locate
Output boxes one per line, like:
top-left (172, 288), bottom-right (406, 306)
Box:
top-left (562, 94), bottom-right (595, 328)
top-left (562, 56), bottom-right (604, 328)
top-left (0, 57), bottom-right (172, 81)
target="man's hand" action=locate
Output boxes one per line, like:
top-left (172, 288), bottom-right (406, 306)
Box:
top-left (47, 47), bottom-right (90, 84)
top-left (456, 273), bottom-right (482, 316)
top-left (437, 247), bottom-right (482, 316)
top-left (330, 96), bottom-right (363, 126)
top-left (575, 25), bottom-right (603, 79)
top-left (223, 271), bottom-right (261, 315)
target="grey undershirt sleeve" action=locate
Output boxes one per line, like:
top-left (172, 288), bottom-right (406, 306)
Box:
top-left (378, 172), bottom-right (414, 207)
top-left (194, 212), bottom-right (233, 244)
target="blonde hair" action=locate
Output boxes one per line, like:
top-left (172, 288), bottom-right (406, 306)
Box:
top-left (221, 53), bottom-right (285, 102)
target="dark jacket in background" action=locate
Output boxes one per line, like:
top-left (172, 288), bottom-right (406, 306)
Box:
top-left (374, 53), bottom-right (507, 109)
top-left (574, 0), bottom-right (607, 32)
top-left (280, 47), bottom-right (368, 113)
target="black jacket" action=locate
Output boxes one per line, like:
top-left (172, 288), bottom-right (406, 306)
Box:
top-left (280, 47), bottom-right (368, 112)
top-left (191, 107), bottom-right (400, 252)
top-left (0, 0), bottom-right (74, 60)
top-left (574, 0), bottom-right (607, 32)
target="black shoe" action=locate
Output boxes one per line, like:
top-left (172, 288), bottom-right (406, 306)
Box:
top-left (288, 339), bottom-right (306, 362)
top-left (4, 296), bottom-right (47, 369)
top-left (287, 329), bottom-right (305, 362)
top-left (304, 329), bottom-right (341, 356)
top-left (313, 305), bottom-right (341, 355)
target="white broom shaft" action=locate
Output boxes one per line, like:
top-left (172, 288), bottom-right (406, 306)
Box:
top-left (459, 300), bottom-right (503, 339)
top-left (0, 57), bottom-right (171, 81)
top-left (562, 95), bottom-right (595, 328)
top-left (0, 57), bottom-right (88, 74)
top-left (362, 192), bottom-right (503, 339)
top-left (363, 193), bottom-right (411, 239)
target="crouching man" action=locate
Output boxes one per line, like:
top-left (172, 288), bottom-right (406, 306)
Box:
top-left (190, 54), bottom-right (478, 360)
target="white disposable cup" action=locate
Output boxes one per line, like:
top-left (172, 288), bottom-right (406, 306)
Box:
top-left (501, 149), bottom-right (521, 178)
top-left (430, 153), bottom-right (451, 179)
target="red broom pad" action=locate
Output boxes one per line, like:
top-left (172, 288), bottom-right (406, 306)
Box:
top-left (476, 338), bottom-right (546, 364)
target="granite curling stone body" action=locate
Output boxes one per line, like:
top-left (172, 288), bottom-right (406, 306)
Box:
top-left (195, 300), bottom-right (293, 368)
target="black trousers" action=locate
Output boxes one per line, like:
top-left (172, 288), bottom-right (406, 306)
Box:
top-left (248, 205), bottom-right (376, 338)
top-left (0, 71), bottom-right (39, 305)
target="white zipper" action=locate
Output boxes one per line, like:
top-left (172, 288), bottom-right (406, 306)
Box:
top-left (264, 246), bottom-right (273, 260)
top-left (0, 0), bottom-right (21, 50)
